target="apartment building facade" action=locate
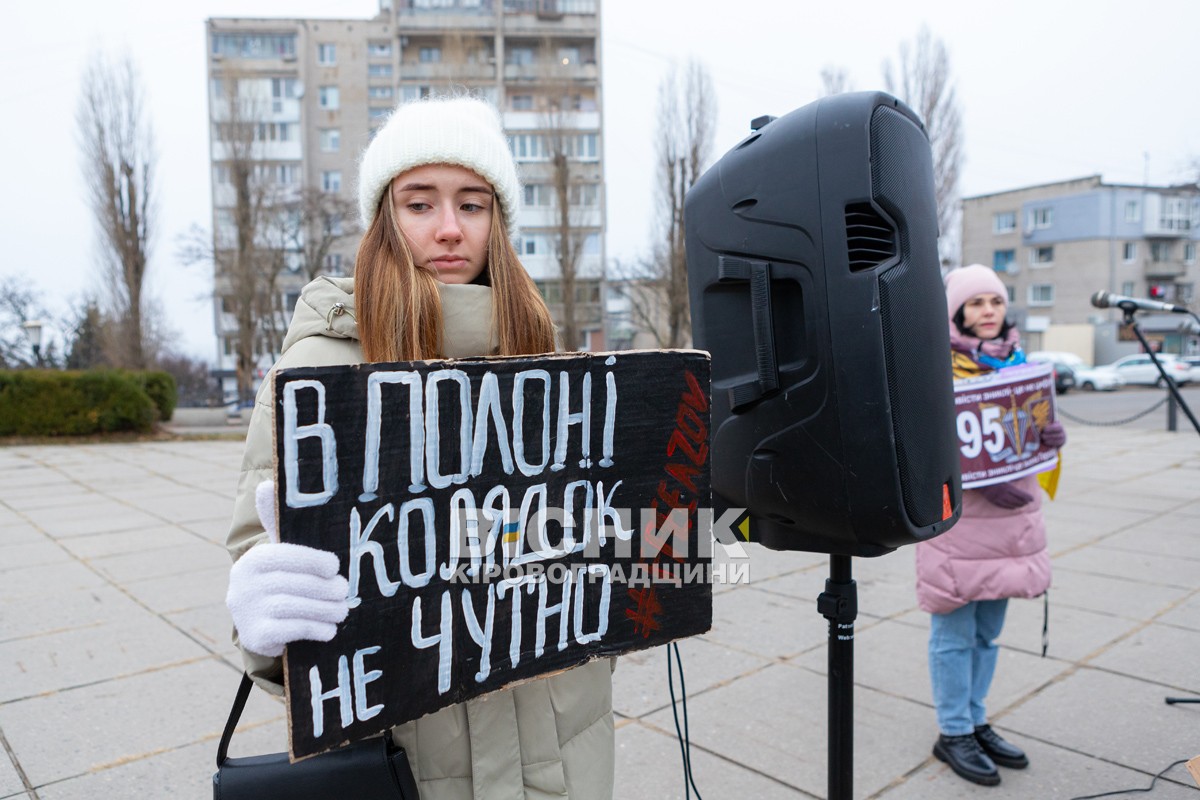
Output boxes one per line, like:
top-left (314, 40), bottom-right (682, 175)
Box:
top-left (206, 0), bottom-right (604, 400)
top-left (961, 175), bottom-right (1200, 356)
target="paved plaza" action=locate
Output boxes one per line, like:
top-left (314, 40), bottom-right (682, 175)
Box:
top-left (0, 418), bottom-right (1198, 799)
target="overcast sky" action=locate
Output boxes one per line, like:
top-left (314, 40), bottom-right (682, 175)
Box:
top-left (4, 0), bottom-right (1197, 360)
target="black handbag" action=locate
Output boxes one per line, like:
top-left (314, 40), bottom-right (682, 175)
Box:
top-left (213, 672), bottom-right (420, 800)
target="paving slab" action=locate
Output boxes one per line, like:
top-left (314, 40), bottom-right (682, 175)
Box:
top-left (707, 586), bottom-right (829, 660)
top-left (1052, 545), bottom-right (1200, 590)
top-left (121, 565), bottom-right (230, 615)
top-left (879, 735), bottom-right (1200, 799)
top-left (0, 659), bottom-right (281, 789)
top-left (616, 720), bottom-right (808, 799)
top-left (1087, 622), bottom-right (1200, 691)
top-left (1000, 667), bottom-right (1200, 776)
top-left (0, 754), bottom-right (24, 798)
top-left (998, 596), bottom-right (1142, 662)
top-left (0, 583), bottom-right (144, 644)
top-left (612, 635), bottom-right (771, 719)
top-left (0, 615), bottom-right (211, 703)
top-left (84, 540), bottom-right (228, 585)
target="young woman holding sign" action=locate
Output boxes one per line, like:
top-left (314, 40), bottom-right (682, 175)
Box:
top-left (224, 96), bottom-right (615, 799)
top-left (916, 264), bottom-right (1066, 787)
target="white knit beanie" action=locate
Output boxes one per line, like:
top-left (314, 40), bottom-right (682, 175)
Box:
top-left (357, 96), bottom-right (520, 237)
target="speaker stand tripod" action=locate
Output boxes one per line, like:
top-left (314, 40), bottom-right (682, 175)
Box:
top-left (817, 554), bottom-right (857, 800)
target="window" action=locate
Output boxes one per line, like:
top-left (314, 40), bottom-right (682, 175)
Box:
top-left (557, 47), bottom-right (580, 66)
top-left (570, 133), bottom-right (598, 160)
top-left (1031, 246), bottom-right (1054, 265)
top-left (523, 183), bottom-right (552, 207)
top-left (277, 164), bottom-right (301, 185)
top-left (214, 164), bottom-right (230, 185)
top-left (324, 213), bottom-right (344, 236)
top-left (369, 86), bottom-right (394, 100)
top-left (369, 41), bottom-right (392, 58)
top-left (1121, 281), bottom-right (1136, 297)
top-left (570, 183), bottom-right (599, 206)
top-left (369, 107), bottom-right (390, 120)
top-left (1186, 243), bottom-right (1196, 264)
top-left (319, 86), bottom-right (340, 109)
top-left (1123, 242), bottom-right (1137, 262)
top-left (581, 233), bottom-right (601, 255)
top-left (211, 33), bottom-right (296, 59)
top-left (317, 43), bottom-right (336, 65)
top-left (419, 47), bottom-right (441, 63)
top-left (1028, 284), bottom-right (1055, 306)
top-left (368, 63), bottom-right (393, 78)
top-left (1124, 200), bottom-right (1140, 222)
top-left (1151, 242), bottom-right (1172, 262)
top-left (511, 94), bottom-right (534, 111)
top-left (1028, 207), bottom-right (1053, 229)
top-left (993, 249), bottom-right (1016, 273)
top-left (324, 253), bottom-right (345, 275)
top-left (285, 291), bottom-right (301, 311)
top-left (1179, 283), bottom-right (1195, 302)
top-left (1005, 286), bottom-right (1015, 303)
top-left (319, 129), bottom-right (340, 152)
top-left (507, 47), bottom-right (535, 66)
top-left (509, 134), bottom-right (546, 160)
top-left (402, 85), bottom-right (434, 102)
top-left (322, 171), bottom-right (342, 192)
top-left (992, 211), bottom-right (1017, 234)
top-left (268, 77), bottom-right (300, 112)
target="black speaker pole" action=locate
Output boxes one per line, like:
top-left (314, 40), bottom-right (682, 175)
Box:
top-left (818, 554), bottom-right (857, 800)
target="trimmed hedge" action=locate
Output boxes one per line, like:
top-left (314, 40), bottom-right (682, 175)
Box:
top-left (129, 370), bottom-right (177, 422)
top-left (0, 370), bottom-right (158, 436)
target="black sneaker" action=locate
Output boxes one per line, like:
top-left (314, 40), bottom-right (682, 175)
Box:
top-left (933, 733), bottom-right (1001, 786)
top-left (974, 724), bottom-right (1029, 769)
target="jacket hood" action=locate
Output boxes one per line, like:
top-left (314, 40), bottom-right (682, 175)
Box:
top-left (280, 275), bottom-right (499, 359)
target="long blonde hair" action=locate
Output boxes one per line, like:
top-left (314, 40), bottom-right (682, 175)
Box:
top-left (355, 189), bottom-right (557, 362)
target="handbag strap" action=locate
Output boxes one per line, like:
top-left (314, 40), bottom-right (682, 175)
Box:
top-left (216, 672), bottom-right (255, 768)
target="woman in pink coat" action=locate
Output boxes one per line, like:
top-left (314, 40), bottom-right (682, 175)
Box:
top-left (916, 264), bottom-right (1066, 787)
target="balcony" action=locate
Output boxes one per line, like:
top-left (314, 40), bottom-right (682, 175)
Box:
top-left (1144, 259), bottom-right (1189, 279)
top-left (398, 62), bottom-right (496, 81)
top-left (503, 61), bottom-right (597, 83)
top-left (503, 109), bottom-right (600, 130)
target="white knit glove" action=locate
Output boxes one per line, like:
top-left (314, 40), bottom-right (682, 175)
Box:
top-left (226, 481), bottom-right (350, 657)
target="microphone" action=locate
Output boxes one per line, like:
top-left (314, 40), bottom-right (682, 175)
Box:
top-left (1090, 291), bottom-right (1190, 314)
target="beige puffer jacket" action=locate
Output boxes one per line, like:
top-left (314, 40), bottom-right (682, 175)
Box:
top-left (226, 276), bottom-right (615, 800)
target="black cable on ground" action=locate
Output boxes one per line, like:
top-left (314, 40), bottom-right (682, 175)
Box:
top-left (667, 641), bottom-right (703, 799)
top-left (1067, 758), bottom-right (1190, 800)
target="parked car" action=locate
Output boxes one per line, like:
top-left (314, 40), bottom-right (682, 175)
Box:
top-left (1181, 355), bottom-right (1200, 383)
top-left (1096, 354), bottom-right (1192, 387)
top-left (1026, 355), bottom-right (1076, 394)
top-left (1027, 351), bottom-right (1123, 391)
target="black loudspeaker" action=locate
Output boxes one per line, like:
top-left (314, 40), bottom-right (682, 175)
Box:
top-left (685, 91), bottom-right (961, 557)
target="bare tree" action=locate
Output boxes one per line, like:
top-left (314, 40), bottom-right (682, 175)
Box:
top-left (184, 71), bottom-right (290, 402)
top-left (819, 65), bottom-right (853, 97)
top-left (883, 27), bottom-right (964, 266)
top-left (535, 37), bottom-right (603, 350)
top-left (655, 59), bottom-right (716, 348)
top-left (283, 187), bottom-right (359, 283)
top-left (76, 50), bottom-right (156, 369)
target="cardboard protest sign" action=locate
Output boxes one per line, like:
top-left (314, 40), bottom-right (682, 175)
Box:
top-left (954, 361), bottom-right (1058, 489)
top-left (273, 350), bottom-right (712, 760)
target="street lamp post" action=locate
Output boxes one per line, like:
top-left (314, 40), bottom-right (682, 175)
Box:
top-left (22, 320), bottom-right (44, 368)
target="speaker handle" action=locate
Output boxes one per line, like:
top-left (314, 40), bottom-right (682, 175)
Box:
top-left (718, 256), bottom-right (780, 411)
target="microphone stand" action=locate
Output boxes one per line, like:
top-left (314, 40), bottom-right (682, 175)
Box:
top-left (1121, 308), bottom-right (1200, 437)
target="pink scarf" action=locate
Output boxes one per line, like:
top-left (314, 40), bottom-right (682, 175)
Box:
top-left (948, 321), bottom-right (1020, 362)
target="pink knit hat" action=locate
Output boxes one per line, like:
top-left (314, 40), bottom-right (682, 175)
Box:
top-left (944, 264), bottom-right (1007, 320)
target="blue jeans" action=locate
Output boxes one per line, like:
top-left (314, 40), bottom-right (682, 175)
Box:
top-left (928, 599), bottom-right (1008, 736)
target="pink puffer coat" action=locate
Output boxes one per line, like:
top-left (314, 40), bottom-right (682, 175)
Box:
top-left (915, 473), bottom-right (1051, 614)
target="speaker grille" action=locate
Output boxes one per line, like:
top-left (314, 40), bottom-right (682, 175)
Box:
top-left (870, 105), bottom-right (949, 528)
top-left (844, 203), bottom-right (896, 271)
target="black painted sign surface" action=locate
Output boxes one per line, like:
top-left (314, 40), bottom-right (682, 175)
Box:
top-left (273, 350), bottom-right (712, 759)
